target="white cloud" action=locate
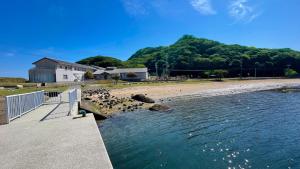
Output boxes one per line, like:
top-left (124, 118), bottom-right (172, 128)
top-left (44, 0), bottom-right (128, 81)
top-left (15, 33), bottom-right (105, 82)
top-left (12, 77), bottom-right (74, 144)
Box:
top-left (121, 0), bottom-right (148, 16)
top-left (190, 0), bottom-right (216, 15)
top-left (229, 0), bottom-right (261, 23)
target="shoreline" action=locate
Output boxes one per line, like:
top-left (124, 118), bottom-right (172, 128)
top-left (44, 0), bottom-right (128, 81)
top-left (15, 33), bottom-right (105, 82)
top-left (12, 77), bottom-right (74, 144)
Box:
top-left (87, 79), bottom-right (300, 118)
top-left (111, 79), bottom-right (300, 101)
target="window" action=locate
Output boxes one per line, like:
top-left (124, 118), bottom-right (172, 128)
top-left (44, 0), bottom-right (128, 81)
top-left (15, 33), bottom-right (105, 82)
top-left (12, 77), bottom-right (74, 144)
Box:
top-left (63, 75), bottom-right (68, 79)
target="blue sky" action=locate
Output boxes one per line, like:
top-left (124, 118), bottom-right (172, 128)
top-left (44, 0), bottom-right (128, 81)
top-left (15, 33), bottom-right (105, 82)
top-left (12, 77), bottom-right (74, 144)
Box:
top-left (1, 0), bottom-right (300, 78)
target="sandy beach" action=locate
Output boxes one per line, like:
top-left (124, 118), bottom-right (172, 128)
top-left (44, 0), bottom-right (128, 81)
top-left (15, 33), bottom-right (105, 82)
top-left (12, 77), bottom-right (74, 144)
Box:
top-left (111, 79), bottom-right (300, 100)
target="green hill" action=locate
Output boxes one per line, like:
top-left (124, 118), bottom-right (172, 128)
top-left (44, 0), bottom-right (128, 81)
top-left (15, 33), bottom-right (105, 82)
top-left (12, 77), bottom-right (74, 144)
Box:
top-left (77, 55), bottom-right (146, 68)
top-left (128, 35), bottom-right (300, 77)
top-left (78, 35), bottom-right (300, 77)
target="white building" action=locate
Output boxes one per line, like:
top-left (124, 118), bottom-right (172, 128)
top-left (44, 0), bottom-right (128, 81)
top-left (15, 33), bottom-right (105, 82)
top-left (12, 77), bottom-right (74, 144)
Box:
top-left (93, 67), bottom-right (149, 81)
top-left (29, 57), bottom-right (97, 83)
top-left (29, 57), bottom-right (149, 83)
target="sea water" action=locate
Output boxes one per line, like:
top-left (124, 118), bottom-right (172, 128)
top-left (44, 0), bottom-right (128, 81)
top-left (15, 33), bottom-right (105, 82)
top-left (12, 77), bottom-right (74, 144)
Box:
top-left (99, 90), bottom-right (300, 169)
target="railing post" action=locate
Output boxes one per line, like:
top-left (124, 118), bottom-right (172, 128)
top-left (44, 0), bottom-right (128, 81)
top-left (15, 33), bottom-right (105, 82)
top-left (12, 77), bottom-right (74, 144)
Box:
top-left (60, 93), bottom-right (62, 103)
top-left (18, 95), bottom-right (21, 117)
top-left (41, 90), bottom-right (45, 104)
top-left (5, 96), bottom-right (10, 123)
top-left (69, 90), bottom-right (72, 113)
top-left (33, 92), bottom-right (36, 109)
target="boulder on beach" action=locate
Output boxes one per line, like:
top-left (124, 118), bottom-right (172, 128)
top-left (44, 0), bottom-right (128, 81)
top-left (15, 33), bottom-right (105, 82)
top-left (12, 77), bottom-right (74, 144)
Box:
top-left (131, 94), bottom-right (155, 103)
top-left (16, 85), bottom-right (23, 89)
top-left (149, 104), bottom-right (171, 111)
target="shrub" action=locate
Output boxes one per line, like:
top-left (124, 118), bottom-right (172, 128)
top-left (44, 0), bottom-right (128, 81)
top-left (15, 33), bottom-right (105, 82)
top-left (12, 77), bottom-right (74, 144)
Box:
top-left (284, 69), bottom-right (298, 78)
top-left (84, 71), bottom-right (94, 79)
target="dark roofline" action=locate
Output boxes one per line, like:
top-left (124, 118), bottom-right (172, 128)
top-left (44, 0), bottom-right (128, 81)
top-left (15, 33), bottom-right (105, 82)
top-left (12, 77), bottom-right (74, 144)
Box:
top-left (33, 57), bottom-right (96, 70)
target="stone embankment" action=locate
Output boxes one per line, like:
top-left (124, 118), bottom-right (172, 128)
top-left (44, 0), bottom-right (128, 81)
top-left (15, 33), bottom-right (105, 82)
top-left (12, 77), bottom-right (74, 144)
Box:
top-left (81, 88), bottom-right (148, 116)
top-left (81, 88), bottom-right (171, 117)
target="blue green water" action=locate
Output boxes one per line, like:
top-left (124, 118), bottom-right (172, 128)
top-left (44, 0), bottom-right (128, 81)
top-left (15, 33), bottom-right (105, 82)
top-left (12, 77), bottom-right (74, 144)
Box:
top-left (99, 90), bottom-right (300, 169)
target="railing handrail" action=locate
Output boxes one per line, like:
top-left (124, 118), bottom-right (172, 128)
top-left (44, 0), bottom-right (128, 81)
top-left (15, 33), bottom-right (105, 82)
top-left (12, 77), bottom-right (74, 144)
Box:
top-left (5, 90), bottom-right (45, 98)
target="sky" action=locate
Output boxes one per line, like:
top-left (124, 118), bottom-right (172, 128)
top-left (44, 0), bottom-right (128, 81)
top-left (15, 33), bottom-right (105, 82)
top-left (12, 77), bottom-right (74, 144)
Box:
top-left (0, 0), bottom-right (300, 78)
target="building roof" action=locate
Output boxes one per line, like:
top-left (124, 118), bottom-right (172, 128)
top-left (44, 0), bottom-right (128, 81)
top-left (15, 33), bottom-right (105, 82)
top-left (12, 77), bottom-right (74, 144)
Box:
top-left (93, 68), bottom-right (148, 75)
top-left (33, 57), bottom-right (96, 70)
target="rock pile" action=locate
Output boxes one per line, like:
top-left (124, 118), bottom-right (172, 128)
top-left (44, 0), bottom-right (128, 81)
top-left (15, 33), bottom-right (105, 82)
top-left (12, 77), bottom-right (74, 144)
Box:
top-left (82, 88), bottom-right (149, 113)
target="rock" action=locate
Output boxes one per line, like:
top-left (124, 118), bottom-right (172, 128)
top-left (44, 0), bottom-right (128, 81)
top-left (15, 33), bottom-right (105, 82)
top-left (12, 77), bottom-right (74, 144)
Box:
top-left (149, 104), bottom-right (171, 111)
top-left (16, 85), bottom-right (23, 89)
top-left (131, 94), bottom-right (155, 103)
top-left (84, 97), bottom-right (91, 101)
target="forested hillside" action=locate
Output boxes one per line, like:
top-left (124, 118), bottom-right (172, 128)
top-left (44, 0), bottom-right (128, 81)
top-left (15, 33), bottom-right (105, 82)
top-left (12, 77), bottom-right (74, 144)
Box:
top-left (78, 35), bottom-right (300, 77)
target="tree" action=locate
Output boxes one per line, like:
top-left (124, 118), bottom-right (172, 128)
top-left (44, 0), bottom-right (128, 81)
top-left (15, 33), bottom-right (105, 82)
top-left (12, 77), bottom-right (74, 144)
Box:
top-left (84, 71), bottom-right (94, 80)
top-left (111, 75), bottom-right (120, 85)
top-left (213, 70), bottom-right (228, 81)
top-left (77, 56), bottom-right (123, 68)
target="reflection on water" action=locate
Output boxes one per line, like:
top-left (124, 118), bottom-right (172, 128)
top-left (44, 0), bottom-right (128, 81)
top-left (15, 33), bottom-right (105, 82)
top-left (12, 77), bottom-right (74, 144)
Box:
top-left (99, 91), bottom-right (300, 169)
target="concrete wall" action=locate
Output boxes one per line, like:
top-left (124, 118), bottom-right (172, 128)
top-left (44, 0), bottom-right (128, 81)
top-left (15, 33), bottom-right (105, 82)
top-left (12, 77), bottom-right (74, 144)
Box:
top-left (56, 68), bottom-right (85, 82)
top-left (29, 68), bottom-right (56, 83)
top-left (0, 97), bottom-right (9, 125)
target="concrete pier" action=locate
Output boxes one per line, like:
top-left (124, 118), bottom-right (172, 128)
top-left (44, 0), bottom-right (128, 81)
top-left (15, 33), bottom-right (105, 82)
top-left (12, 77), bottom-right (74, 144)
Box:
top-left (0, 102), bottom-right (113, 169)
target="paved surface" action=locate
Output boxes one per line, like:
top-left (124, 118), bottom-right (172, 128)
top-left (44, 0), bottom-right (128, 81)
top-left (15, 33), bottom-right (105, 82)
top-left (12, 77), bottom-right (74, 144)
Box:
top-left (0, 102), bottom-right (113, 169)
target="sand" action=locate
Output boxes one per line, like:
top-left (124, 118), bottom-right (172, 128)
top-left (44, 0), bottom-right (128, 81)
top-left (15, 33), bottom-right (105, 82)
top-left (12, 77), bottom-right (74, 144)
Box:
top-left (111, 79), bottom-right (300, 100)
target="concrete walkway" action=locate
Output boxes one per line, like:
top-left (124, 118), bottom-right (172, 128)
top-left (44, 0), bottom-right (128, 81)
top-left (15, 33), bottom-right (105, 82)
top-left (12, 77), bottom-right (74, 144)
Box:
top-left (0, 102), bottom-right (113, 169)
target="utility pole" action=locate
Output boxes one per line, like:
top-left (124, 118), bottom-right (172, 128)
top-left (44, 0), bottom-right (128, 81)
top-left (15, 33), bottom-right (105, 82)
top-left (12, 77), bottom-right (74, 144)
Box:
top-left (240, 59), bottom-right (243, 80)
top-left (155, 62), bottom-right (159, 79)
top-left (165, 55), bottom-right (169, 79)
top-left (287, 64), bottom-right (291, 71)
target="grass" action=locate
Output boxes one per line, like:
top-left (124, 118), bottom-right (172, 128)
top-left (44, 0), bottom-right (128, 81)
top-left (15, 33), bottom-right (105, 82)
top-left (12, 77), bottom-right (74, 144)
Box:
top-left (0, 77), bottom-right (27, 84)
top-left (0, 86), bottom-right (68, 97)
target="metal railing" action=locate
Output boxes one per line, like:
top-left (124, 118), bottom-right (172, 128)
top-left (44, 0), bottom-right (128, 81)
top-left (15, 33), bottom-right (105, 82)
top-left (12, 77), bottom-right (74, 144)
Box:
top-left (5, 91), bottom-right (45, 121)
top-left (4, 88), bottom-right (81, 123)
top-left (44, 91), bottom-right (62, 104)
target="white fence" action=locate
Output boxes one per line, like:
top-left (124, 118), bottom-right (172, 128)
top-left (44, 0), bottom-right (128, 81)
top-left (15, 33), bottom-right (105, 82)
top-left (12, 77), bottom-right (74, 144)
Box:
top-left (6, 91), bottom-right (45, 122)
